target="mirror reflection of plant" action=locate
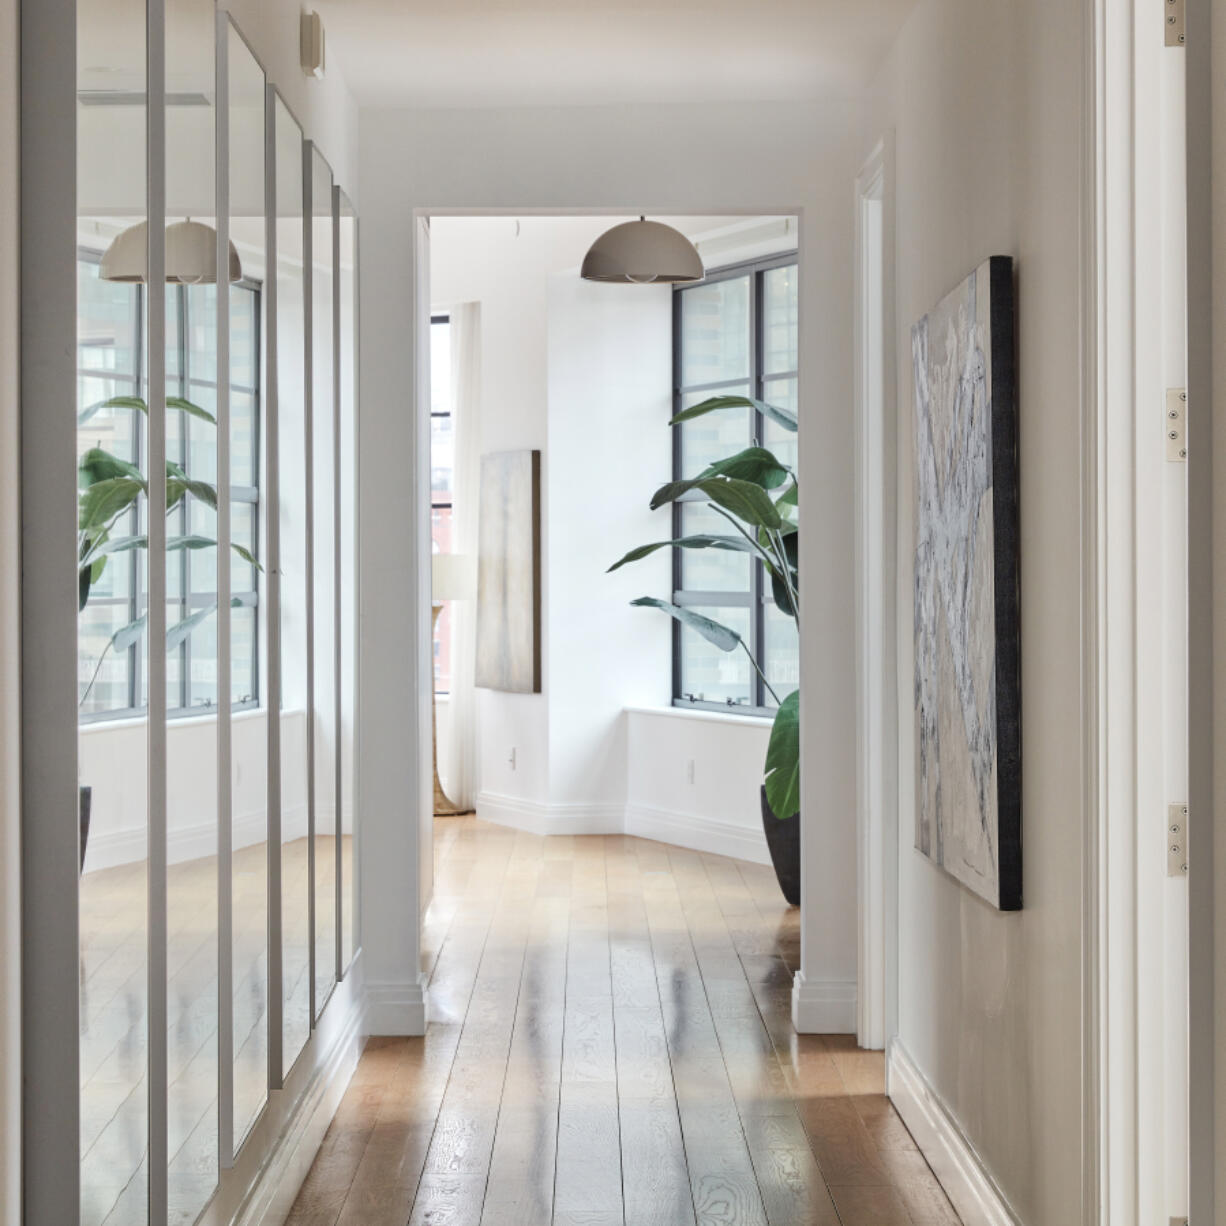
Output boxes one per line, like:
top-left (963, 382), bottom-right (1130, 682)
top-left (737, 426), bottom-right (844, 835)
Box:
top-left (608, 394), bottom-right (800, 820)
top-left (77, 394), bottom-right (260, 707)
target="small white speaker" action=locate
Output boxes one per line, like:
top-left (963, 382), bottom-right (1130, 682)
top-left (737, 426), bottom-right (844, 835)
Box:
top-left (301, 11), bottom-right (325, 79)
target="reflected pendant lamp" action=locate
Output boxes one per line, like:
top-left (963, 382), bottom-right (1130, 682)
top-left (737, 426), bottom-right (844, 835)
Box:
top-left (580, 216), bottom-right (704, 284)
top-left (100, 219), bottom-right (242, 284)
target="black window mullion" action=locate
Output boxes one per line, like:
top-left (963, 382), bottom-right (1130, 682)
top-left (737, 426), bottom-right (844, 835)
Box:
top-left (132, 280), bottom-right (146, 712)
top-left (751, 266), bottom-right (765, 707)
top-left (178, 283), bottom-right (191, 713)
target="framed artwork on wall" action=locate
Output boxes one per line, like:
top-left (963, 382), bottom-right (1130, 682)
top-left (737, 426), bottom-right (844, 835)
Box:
top-left (475, 449), bottom-right (542, 694)
top-left (912, 255), bottom-right (1021, 911)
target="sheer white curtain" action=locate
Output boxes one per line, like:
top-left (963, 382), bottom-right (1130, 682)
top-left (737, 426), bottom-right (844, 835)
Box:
top-left (439, 302), bottom-right (481, 808)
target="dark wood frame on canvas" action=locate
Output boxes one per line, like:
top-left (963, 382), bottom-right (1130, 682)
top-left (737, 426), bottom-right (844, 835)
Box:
top-left (988, 254), bottom-right (1022, 912)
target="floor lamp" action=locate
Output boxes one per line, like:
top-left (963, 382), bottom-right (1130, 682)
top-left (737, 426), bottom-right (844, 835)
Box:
top-left (431, 553), bottom-right (476, 815)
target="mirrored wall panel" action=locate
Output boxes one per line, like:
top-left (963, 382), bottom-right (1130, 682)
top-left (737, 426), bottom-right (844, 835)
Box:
top-left (309, 146), bottom-right (338, 1014)
top-left (337, 190), bottom-right (357, 974)
top-left (229, 25), bottom-right (270, 1148)
top-left (73, 11), bottom-right (359, 1216)
top-left (165, 1), bottom-right (221, 1219)
top-left (274, 94), bottom-right (312, 1078)
top-left (77, 1), bottom-right (150, 1222)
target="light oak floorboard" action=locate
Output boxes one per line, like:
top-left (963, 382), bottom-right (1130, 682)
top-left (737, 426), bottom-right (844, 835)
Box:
top-left (283, 819), bottom-right (961, 1226)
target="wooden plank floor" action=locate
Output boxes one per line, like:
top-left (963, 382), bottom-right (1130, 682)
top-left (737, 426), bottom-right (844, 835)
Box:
top-left (286, 818), bottom-right (960, 1226)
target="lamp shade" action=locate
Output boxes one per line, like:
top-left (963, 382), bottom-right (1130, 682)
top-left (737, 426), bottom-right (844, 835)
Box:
top-left (100, 219), bottom-right (243, 284)
top-left (432, 552), bottom-right (477, 602)
top-left (580, 218), bottom-right (704, 285)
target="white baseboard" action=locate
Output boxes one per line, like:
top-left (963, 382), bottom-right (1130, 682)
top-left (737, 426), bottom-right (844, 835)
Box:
top-left (83, 804), bottom-right (310, 873)
top-left (365, 973), bottom-right (429, 1036)
top-left (887, 1040), bottom-right (1020, 1226)
top-left (624, 802), bottom-right (770, 865)
top-left (475, 790), bottom-right (622, 837)
top-left (790, 971), bottom-right (857, 1033)
top-left (475, 790), bottom-right (770, 866)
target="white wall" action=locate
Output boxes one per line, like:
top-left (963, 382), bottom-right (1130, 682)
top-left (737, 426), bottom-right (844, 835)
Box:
top-left (79, 710), bottom-right (308, 872)
top-left (359, 100), bottom-right (860, 1024)
top-left (429, 216), bottom-right (675, 825)
top-left (0, 0), bottom-right (19, 1214)
top-left (544, 263), bottom-right (673, 811)
top-left (626, 709), bottom-right (772, 864)
top-left (866, 1), bottom-right (1085, 1219)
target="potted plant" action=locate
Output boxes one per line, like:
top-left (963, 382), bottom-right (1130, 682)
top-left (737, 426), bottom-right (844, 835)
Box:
top-left (609, 394), bottom-right (801, 903)
top-left (77, 394), bottom-right (257, 872)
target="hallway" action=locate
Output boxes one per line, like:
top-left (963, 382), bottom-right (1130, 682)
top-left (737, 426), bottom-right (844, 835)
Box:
top-left (286, 819), bottom-right (959, 1225)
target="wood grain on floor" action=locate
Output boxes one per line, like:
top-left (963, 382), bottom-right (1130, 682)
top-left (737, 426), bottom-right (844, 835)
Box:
top-left (286, 817), bottom-right (960, 1226)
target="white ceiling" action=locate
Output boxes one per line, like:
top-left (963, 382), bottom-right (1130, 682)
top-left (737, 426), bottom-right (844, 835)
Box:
top-left (315, 0), bottom-right (920, 109)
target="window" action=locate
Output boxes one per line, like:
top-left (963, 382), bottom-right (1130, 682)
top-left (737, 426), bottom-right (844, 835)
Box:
top-left (430, 313), bottom-right (453, 694)
top-left (672, 254), bottom-right (799, 713)
top-left (76, 252), bottom-right (262, 720)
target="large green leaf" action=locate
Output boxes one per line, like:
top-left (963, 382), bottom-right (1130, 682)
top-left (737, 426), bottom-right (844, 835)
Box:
top-left (79, 394), bottom-right (217, 427)
top-left (79, 475), bottom-right (144, 534)
top-left (82, 533), bottom-right (260, 570)
top-left (166, 475), bottom-right (218, 512)
top-left (648, 476), bottom-right (782, 530)
top-left (79, 447), bottom-right (142, 489)
top-left (107, 596), bottom-right (243, 657)
top-left (698, 446), bottom-right (789, 490)
top-left (700, 477), bottom-right (783, 531)
top-left (629, 597), bottom-right (741, 652)
top-left (607, 534), bottom-right (756, 573)
top-left (669, 394), bottom-right (798, 434)
top-left (764, 689), bottom-right (800, 819)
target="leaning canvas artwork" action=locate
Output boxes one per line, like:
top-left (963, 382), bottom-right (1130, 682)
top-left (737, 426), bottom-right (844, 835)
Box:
top-left (912, 256), bottom-right (1021, 911)
top-left (475, 449), bottom-right (542, 694)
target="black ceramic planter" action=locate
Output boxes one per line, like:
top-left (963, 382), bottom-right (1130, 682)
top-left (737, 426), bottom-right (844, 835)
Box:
top-left (760, 786), bottom-right (799, 906)
top-left (79, 785), bottom-right (91, 874)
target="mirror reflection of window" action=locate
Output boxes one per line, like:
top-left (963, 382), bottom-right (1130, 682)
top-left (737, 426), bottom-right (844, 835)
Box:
top-left (228, 23), bottom-right (271, 1152)
top-left (310, 144), bottom-right (338, 1015)
top-left (274, 92), bottom-right (312, 1082)
top-left (337, 192), bottom-right (358, 974)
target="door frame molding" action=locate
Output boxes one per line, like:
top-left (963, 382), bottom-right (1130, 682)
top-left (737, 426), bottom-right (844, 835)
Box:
top-left (1083, 0), bottom-right (1196, 1220)
top-left (852, 133), bottom-right (897, 1051)
top-left (1183, 0), bottom-right (1216, 1219)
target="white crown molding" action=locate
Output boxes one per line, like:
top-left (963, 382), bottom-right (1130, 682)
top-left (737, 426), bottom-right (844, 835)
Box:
top-left (887, 1041), bottom-right (1021, 1226)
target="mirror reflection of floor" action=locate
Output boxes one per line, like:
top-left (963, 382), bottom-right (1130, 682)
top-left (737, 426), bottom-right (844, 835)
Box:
top-left (78, 834), bottom-right (349, 1226)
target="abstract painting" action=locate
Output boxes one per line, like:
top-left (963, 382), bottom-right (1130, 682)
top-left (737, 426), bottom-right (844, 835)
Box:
top-left (475, 450), bottom-right (542, 693)
top-left (912, 256), bottom-right (1021, 911)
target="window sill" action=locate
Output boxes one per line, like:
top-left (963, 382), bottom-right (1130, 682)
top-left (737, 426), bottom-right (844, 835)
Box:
top-left (624, 704), bottom-right (773, 730)
top-left (78, 704), bottom-right (283, 735)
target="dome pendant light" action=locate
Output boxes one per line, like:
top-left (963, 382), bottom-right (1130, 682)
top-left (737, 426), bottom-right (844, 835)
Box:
top-left (580, 216), bottom-right (704, 285)
top-left (100, 218), bottom-right (242, 285)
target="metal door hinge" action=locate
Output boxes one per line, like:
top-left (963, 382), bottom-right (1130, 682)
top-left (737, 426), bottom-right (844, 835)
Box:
top-left (1168, 804), bottom-right (1189, 877)
top-left (1167, 389), bottom-right (1187, 461)
top-left (1166, 0), bottom-right (1186, 45)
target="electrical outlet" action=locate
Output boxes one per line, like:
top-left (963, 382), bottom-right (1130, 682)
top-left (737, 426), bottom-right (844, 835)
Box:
top-left (508, 747), bottom-right (517, 771)
top-left (686, 759), bottom-right (695, 785)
